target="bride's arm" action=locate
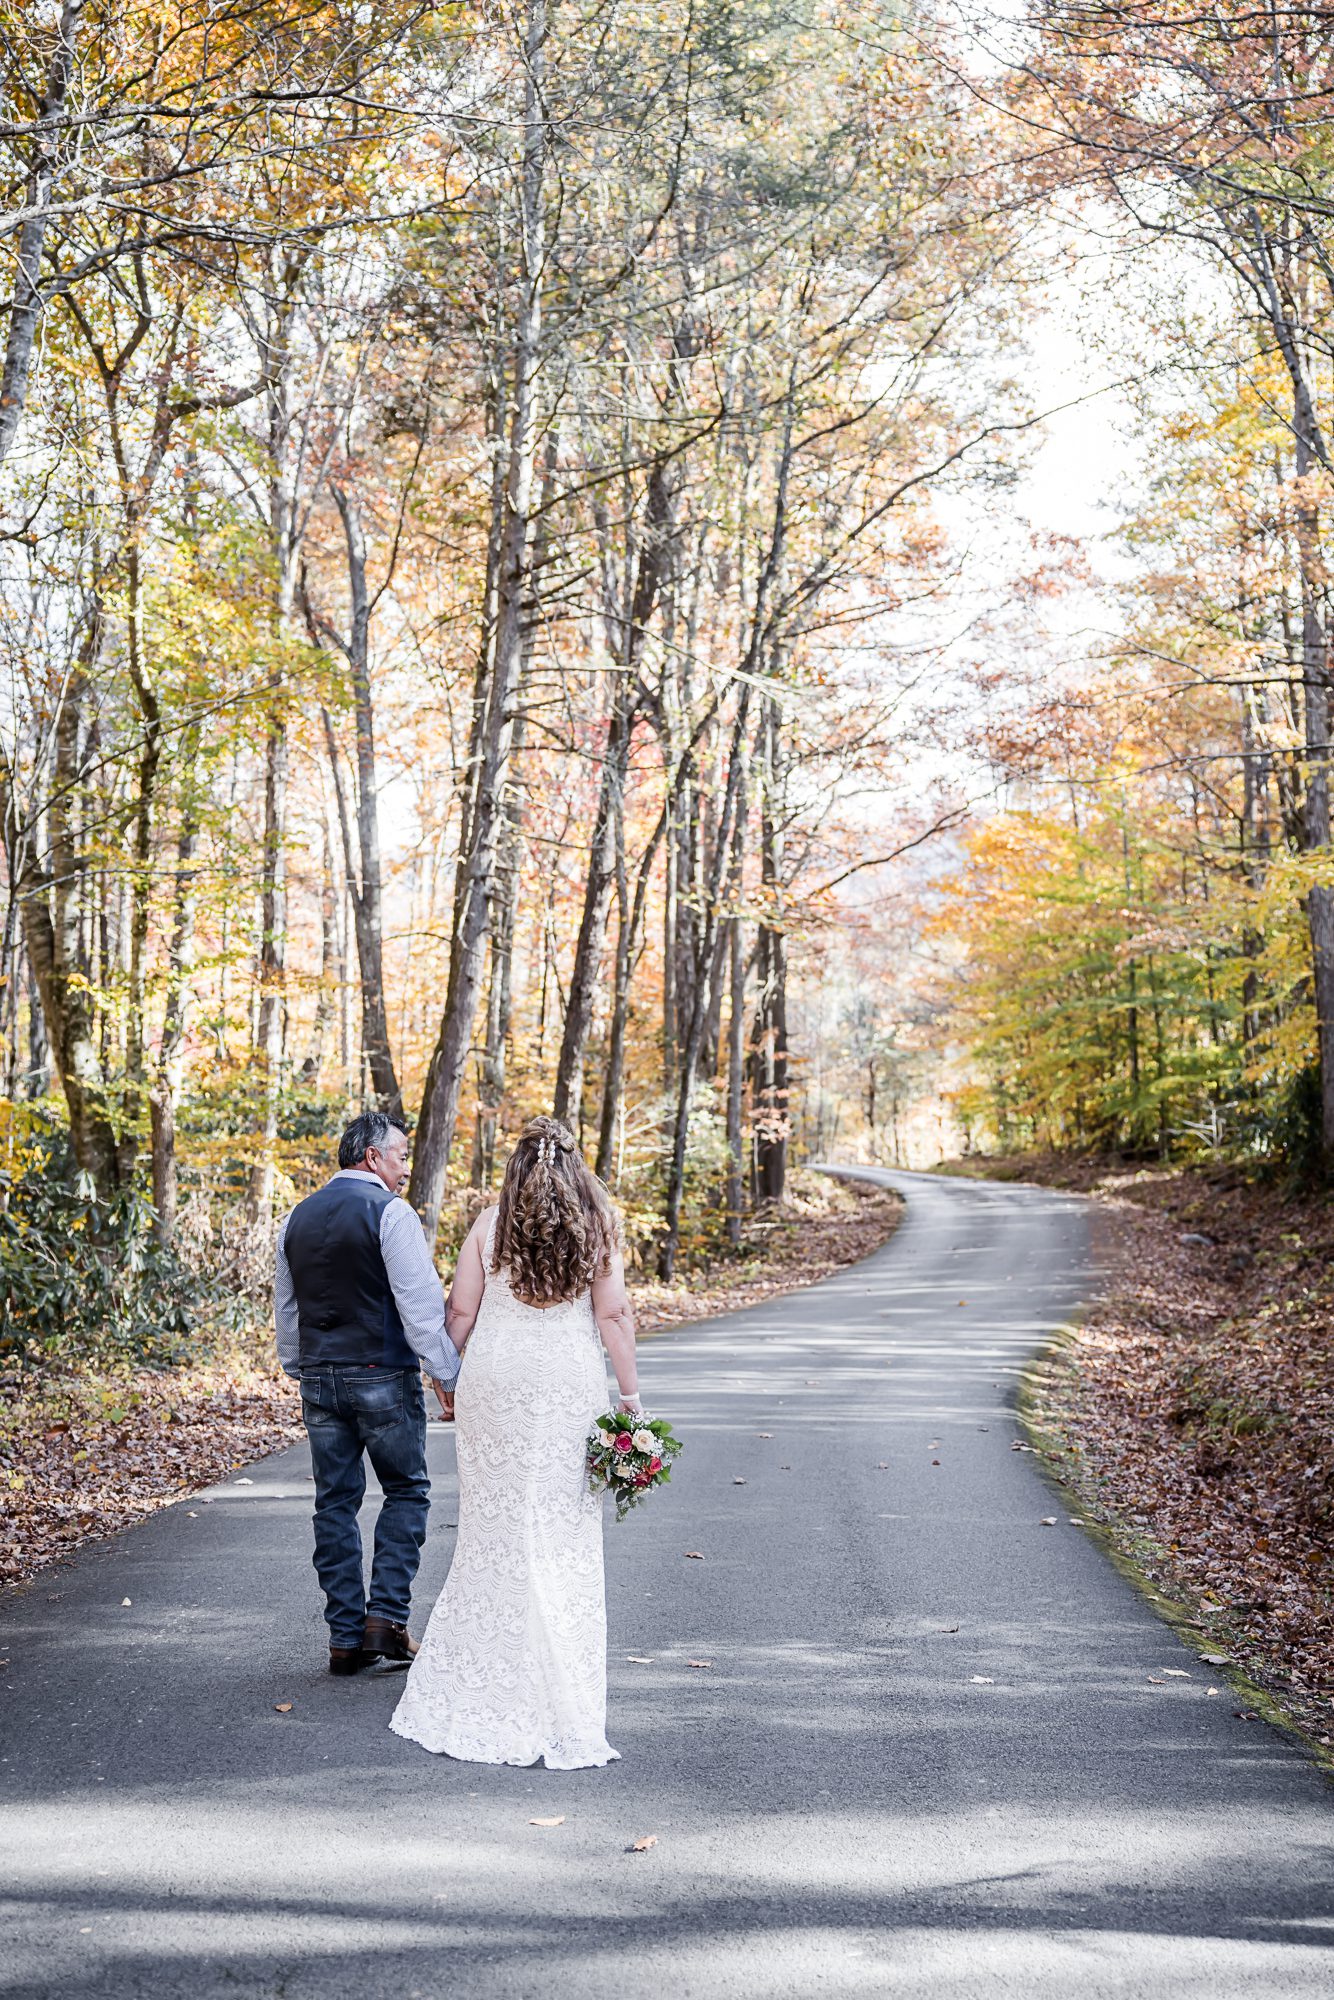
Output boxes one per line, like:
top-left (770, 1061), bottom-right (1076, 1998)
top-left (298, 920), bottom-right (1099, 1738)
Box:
top-left (446, 1209), bottom-right (492, 1353)
top-left (591, 1252), bottom-right (640, 1412)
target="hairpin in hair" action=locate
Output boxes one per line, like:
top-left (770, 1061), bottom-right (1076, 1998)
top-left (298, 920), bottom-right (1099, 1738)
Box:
top-left (536, 1134), bottom-right (555, 1167)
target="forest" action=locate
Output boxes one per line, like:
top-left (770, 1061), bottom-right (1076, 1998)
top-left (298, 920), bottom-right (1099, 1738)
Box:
top-left (3, 0), bottom-right (1334, 1367)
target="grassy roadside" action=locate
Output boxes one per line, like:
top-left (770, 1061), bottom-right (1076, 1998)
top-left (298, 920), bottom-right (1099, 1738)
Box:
top-left (954, 1151), bottom-right (1334, 1766)
top-left (0, 1169), bottom-right (901, 1595)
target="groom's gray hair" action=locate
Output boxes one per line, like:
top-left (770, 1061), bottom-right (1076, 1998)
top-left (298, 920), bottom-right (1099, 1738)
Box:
top-left (338, 1110), bottom-right (409, 1170)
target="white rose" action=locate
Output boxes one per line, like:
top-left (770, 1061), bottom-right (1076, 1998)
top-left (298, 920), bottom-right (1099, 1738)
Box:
top-left (613, 1461), bottom-right (633, 1479)
top-left (631, 1429), bottom-right (655, 1454)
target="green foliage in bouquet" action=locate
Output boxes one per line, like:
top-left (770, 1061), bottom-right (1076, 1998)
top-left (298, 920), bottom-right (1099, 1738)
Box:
top-left (586, 1411), bottom-right (683, 1522)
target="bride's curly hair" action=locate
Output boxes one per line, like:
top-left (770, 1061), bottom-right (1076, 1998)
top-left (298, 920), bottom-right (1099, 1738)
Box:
top-left (491, 1116), bottom-right (620, 1305)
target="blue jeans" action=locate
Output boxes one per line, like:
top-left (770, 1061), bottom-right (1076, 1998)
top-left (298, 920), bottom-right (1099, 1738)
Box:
top-left (299, 1366), bottom-right (430, 1650)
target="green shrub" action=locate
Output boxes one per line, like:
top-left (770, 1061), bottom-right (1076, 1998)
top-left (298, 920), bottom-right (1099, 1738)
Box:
top-left (0, 1124), bottom-right (206, 1371)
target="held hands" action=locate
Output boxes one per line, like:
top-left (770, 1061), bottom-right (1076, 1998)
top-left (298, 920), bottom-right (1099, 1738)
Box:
top-left (431, 1379), bottom-right (455, 1422)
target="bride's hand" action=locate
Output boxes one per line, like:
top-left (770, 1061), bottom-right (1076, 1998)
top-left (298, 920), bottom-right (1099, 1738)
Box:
top-left (616, 1394), bottom-right (643, 1415)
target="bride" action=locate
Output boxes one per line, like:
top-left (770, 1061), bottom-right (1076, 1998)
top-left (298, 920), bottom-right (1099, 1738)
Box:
top-left (390, 1116), bottom-right (641, 1769)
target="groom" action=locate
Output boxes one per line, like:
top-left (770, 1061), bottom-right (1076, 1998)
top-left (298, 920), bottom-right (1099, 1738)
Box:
top-left (275, 1111), bottom-right (460, 1675)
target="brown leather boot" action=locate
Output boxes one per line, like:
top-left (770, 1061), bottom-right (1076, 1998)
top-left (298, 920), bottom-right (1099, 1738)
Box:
top-left (329, 1645), bottom-right (373, 1676)
top-left (362, 1616), bottom-right (419, 1663)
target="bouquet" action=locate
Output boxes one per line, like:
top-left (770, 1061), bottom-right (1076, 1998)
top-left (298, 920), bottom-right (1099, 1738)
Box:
top-left (587, 1410), bottom-right (682, 1521)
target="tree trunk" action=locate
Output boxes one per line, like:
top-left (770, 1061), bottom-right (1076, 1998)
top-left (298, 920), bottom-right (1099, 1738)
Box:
top-left (317, 485), bottom-right (403, 1118)
top-left (299, 842), bottom-right (339, 1088)
top-left (659, 687), bottom-right (752, 1279)
top-left (119, 536), bottom-right (161, 1183)
top-left (470, 845), bottom-right (519, 1189)
top-left (0, 632), bottom-right (120, 1190)
top-left (247, 329), bottom-right (301, 1224)
top-left (408, 0), bottom-right (549, 1244)
top-left (470, 718), bottom-right (527, 1188)
top-left (149, 735), bottom-right (202, 1244)
top-left (661, 801), bottom-right (677, 1090)
top-left (0, 0), bottom-right (86, 466)
top-left (553, 459), bottom-right (671, 1126)
top-left (26, 953), bottom-right (48, 1096)
top-left (723, 756), bottom-right (748, 1244)
top-left (1239, 656), bottom-right (1272, 1053)
top-left (724, 914), bottom-right (747, 1241)
top-left (750, 698), bottom-right (787, 1202)
top-left (1291, 411), bottom-right (1334, 1162)
top-left (595, 803), bottom-right (668, 1181)
top-left (247, 690), bottom-right (288, 1222)
top-left (699, 912), bottom-right (728, 1081)
top-left (0, 892), bottom-right (18, 1097)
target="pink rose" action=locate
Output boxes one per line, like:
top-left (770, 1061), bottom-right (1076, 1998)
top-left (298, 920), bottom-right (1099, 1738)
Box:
top-left (649, 1456), bottom-right (662, 1473)
top-left (634, 1472), bottom-right (652, 1487)
top-left (614, 1433), bottom-right (634, 1453)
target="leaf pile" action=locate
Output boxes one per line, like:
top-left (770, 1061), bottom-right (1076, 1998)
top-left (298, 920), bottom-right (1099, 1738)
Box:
top-left (1016, 1157), bottom-right (1334, 1744)
top-left (0, 1363), bottom-right (304, 1589)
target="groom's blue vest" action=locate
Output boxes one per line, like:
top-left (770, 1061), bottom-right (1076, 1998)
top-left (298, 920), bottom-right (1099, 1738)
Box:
top-left (283, 1175), bottom-right (417, 1370)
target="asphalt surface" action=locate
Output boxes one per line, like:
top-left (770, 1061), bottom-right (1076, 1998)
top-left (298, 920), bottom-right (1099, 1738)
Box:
top-left (2, 1165), bottom-right (1331, 1999)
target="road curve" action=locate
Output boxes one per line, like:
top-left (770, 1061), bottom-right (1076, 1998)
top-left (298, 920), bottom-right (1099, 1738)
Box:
top-left (1, 1165), bottom-right (1331, 1999)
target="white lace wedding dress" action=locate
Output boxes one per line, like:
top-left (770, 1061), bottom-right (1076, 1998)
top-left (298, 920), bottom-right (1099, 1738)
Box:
top-left (389, 1212), bottom-right (619, 1769)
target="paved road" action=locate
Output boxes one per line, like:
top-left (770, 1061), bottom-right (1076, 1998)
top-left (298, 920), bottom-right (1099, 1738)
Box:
top-left (2, 1167), bottom-right (1331, 1999)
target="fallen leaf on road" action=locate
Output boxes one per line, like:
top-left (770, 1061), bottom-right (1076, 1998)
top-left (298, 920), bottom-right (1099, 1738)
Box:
top-left (958, 1299), bottom-right (967, 1306)
top-left (684, 1551), bottom-right (705, 1560)
top-left (274, 1703), bottom-right (293, 1713)
top-left (969, 1675), bottom-right (994, 1684)
top-left (529, 1816), bottom-right (565, 1827)
top-left (1206, 1687), bottom-right (1219, 1696)
top-left (938, 1625), bottom-right (960, 1633)
top-left (234, 1479), bottom-right (254, 1487)
top-left (732, 1478), bottom-right (747, 1485)
top-left (185, 1511), bottom-right (197, 1518)
top-left (877, 1461), bottom-right (889, 1468)
top-left (1201, 1654), bottom-right (1229, 1665)
top-left (120, 1598), bottom-right (132, 1606)
top-left (1146, 1676), bottom-right (1166, 1684)
top-left (757, 1432), bottom-right (773, 1438)
top-left (626, 1655), bottom-right (654, 1664)
top-left (931, 1459), bottom-right (941, 1466)
top-left (686, 1660), bottom-right (713, 1669)
top-left (1234, 1711), bottom-right (1258, 1721)
top-left (628, 1835), bottom-right (657, 1853)
top-left (1161, 1669), bottom-right (1191, 1678)
top-left (1040, 1517), bottom-right (1057, 1526)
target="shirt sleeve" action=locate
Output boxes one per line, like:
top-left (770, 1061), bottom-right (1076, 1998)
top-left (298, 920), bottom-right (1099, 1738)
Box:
top-left (274, 1215), bottom-right (301, 1379)
top-left (379, 1200), bottom-right (461, 1385)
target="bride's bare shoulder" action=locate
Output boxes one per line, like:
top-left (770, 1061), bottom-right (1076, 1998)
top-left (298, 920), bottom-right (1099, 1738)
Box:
top-left (469, 1203), bottom-right (500, 1255)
